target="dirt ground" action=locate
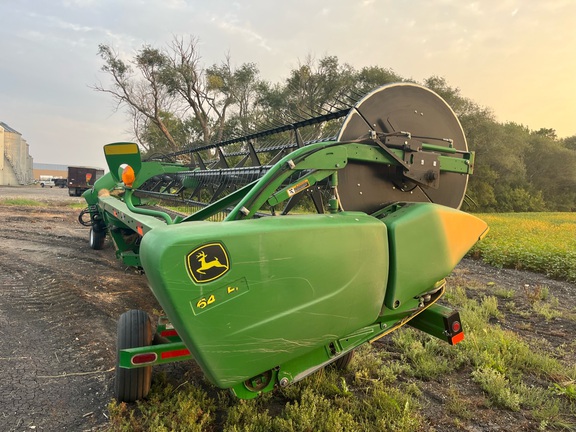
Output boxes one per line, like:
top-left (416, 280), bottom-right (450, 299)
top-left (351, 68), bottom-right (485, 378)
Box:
top-left (0, 185), bottom-right (574, 431)
top-left (0, 186), bottom-right (161, 431)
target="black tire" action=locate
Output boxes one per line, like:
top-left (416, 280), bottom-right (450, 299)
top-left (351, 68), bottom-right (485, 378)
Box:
top-left (115, 310), bottom-right (153, 402)
top-left (40, 183), bottom-right (45, 188)
top-left (331, 350), bottom-right (354, 370)
top-left (89, 227), bottom-right (106, 250)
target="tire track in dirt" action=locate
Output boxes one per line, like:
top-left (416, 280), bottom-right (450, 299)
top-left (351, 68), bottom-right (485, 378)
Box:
top-left (0, 250), bottom-right (114, 431)
top-left (0, 197), bottom-right (160, 431)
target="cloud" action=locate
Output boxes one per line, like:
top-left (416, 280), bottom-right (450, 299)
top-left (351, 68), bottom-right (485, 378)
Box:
top-left (212, 15), bottom-right (272, 52)
top-left (163, 0), bottom-right (189, 9)
top-left (62, 0), bottom-right (98, 7)
top-left (53, 18), bottom-right (94, 33)
top-left (465, 2), bottom-right (484, 16)
top-left (1, 0), bottom-right (574, 172)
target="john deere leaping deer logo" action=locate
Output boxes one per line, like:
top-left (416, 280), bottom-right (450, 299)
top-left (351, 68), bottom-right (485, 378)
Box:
top-left (186, 243), bottom-right (230, 283)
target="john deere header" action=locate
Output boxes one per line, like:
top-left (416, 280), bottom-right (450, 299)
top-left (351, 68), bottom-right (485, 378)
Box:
top-left (79, 83), bottom-right (488, 401)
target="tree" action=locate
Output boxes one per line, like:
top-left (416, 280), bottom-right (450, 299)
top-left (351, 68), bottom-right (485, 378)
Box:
top-left (354, 65), bottom-right (405, 95)
top-left (95, 40), bottom-right (573, 211)
top-left (424, 76), bottom-right (482, 117)
top-left (525, 131), bottom-right (576, 211)
top-left (563, 135), bottom-right (576, 150)
top-left (534, 128), bottom-right (557, 140)
top-left (139, 112), bottom-right (194, 158)
top-left (160, 36), bottom-right (223, 145)
top-left (94, 44), bottom-right (179, 153)
top-left (95, 37), bottom-right (264, 155)
top-left (256, 55), bottom-right (358, 142)
top-left (258, 56), bottom-right (355, 119)
top-left (204, 59), bottom-right (262, 139)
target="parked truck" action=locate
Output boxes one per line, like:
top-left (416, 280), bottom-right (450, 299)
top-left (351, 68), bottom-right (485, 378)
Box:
top-left (67, 166), bottom-right (104, 196)
top-left (39, 175), bottom-right (55, 188)
top-left (54, 177), bottom-right (67, 188)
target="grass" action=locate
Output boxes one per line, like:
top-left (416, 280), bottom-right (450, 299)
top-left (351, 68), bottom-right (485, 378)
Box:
top-left (107, 280), bottom-right (576, 431)
top-left (105, 211), bottom-right (576, 431)
top-left (68, 202), bottom-right (87, 209)
top-left (108, 352), bottom-right (426, 432)
top-left (0, 198), bottom-right (84, 209)
top-left (0, 198), bottom-right (47, 206)
top-left (394, 286), bottom-right (576, 428)
top-left (471, 212), bottom-right (576, 281)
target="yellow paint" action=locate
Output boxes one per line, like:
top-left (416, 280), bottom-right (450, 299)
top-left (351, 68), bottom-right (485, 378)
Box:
top-left (104, 143), bottom-right (139, 155)
top-left (437, 207), bottom-right (489, 266)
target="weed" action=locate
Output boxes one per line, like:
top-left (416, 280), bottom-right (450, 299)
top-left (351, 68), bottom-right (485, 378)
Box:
top-left (494, 288), bottom-right (515, 299)
top-left (222, 399), bottom-right (274, 432)
top-left (471, 367), bottom-right (521, 411)
top-left (108, 374), bottom-right (216, 431)
top-left (444, 386), bottom-right (474, 420)
top-left (443, 285), bottom-right (469, 307)
top-left (270, 388), bottom-right (358, 432)
top-left (532, 301), bottom-right (562, 321)
top-left (392, 329), bottom-right (454, 379)
top-left (523, 284), bottom-right (549, 303)
top-left (531, 394), bottom-right (576, 431)
top-left (551, 381), bottom-right (576, 401)
top-left (481, 295), bottom-right (502, 320)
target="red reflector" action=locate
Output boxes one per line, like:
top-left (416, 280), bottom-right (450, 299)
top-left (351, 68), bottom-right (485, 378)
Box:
top-left (160, 329), bottom-right (178, 337)
top-left (451, 332), bottom-right (465, 345)
top-left (132, 352), bottom-right (157, 365)
top-left (452, 321), bottom-right (461, 333)
top-left (161, 348), bottom-right (191, 359)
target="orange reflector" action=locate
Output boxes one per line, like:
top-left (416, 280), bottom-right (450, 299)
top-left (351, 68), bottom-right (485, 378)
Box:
top-left (132, 352), bottom-right (157, 365)
top-left (451, 332), bottom-right (465, 345)
top-left (137, 225), bottom-right (143, 236)
top-left (161, 348), bottom-right (191, 360)
top-left (122, 165), bottom-right (136, 187)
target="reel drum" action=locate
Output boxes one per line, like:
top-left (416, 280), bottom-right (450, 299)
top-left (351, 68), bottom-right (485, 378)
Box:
top-left (336, 83), bottom-right (469, 211)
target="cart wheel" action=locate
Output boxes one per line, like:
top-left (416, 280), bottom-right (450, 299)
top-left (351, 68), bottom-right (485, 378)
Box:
top-left (89, 227), bottom-right (106, 250)
top-left (331, 350), bottom-right (354, 370)
top-left (115, 310), bottom-right (153, 402)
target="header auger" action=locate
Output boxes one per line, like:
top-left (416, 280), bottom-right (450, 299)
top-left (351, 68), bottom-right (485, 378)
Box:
top-left (81, 83), bottom-right (487, 401)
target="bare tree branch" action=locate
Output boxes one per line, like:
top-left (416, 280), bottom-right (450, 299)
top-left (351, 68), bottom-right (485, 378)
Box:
top-left (93, 44), bottom-right (179, 151)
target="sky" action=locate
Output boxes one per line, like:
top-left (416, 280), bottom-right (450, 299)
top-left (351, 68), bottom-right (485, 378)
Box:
top-left (1, 0), bottom-right (574, 170)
